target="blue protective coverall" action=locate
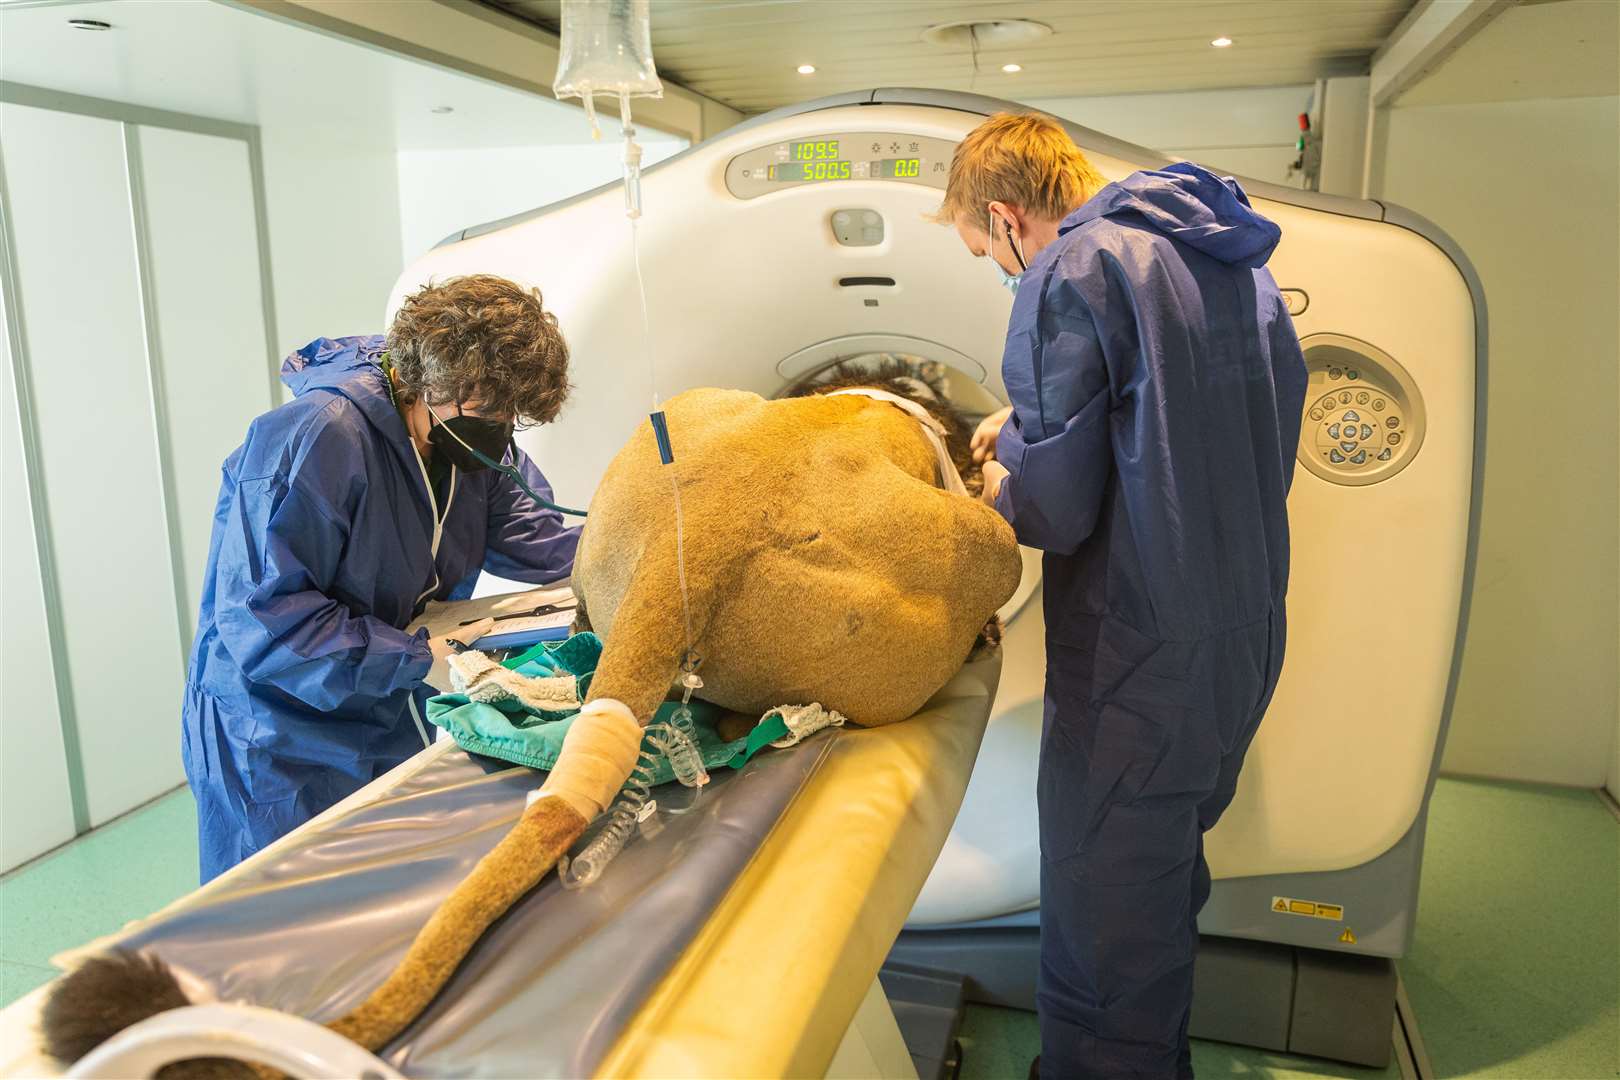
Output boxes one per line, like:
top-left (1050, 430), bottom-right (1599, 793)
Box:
top-left (182, 336), bottom-right (579, 882)
top-left (992, 163), bottom-right (1307, 1078)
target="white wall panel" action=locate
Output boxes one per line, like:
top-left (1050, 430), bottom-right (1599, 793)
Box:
top-left (259, 125), bottom-right (404, 364)
top-left (1025, 86), bottom-right (1313, 187)
top-left (0, 255), bottom-right (77, 870)
top-left (134, 125), bottom-right (274, 628)
top-left (1376, 95), bottom-right (1619, 786)
top-left (396, 140), bottom-right (687, 263)
top-left (0, 103), bottom-right (186, 824)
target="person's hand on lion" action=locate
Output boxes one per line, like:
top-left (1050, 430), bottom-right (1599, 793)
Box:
top-left (971, 406), bottom-right (1014, 464)
top-left (981, 460), bottom-right (1010, 507)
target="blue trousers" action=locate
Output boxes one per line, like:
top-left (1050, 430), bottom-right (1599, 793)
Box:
top-left (1036, 611), bottom-right (1286, 1079)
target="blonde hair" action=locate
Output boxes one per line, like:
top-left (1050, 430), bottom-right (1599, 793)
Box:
top-left (932, 112), bottom-right (1107, 232)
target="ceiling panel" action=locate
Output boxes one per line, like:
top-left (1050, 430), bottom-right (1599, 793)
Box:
top-left (0, 0), bottom-right (684, 150)
top-left (487, 0), bottom-right (1413, 111)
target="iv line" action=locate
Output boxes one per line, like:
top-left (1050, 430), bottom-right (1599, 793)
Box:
top-left (623, 97), bottom-right (697, 670)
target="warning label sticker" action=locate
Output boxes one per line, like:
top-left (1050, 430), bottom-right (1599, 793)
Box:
top-left (1339, 928), bottom-right (1358, 945)
top-left (1270, 896), bottom-right (1345, 921)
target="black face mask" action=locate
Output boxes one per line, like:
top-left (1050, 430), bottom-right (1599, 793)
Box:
top-left (428, 411), bottom-right (513, 472)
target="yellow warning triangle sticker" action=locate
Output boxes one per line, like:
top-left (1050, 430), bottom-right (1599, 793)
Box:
top-left (1273, 898), bottom-right (1288, 912)
top-left (1339, 928), bottom-right (1357, 945)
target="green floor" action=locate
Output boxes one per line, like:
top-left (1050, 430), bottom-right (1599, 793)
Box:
top-left (2, 779), bottom-right (1616, 1078)
top-left (0, 788), bottom-right (198, 1005)
top-left (958, 779), bottom-right (1619, 1080)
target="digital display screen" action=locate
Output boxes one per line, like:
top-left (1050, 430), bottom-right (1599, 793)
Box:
top-left (770, 160), bottom-right (853, 181)
top-left (767, 158), bottom-right (922, 182)
top-left (791, 139), bottom-right (841, 161)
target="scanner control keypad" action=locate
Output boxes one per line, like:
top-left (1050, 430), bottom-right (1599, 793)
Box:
top-left (1309, 379), bottom-right (1401, 469)
top-left (1296, 337), bottom-right (1424, 487)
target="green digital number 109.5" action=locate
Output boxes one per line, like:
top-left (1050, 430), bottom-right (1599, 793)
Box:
top-left (795, 140), bottom-right (840, 161)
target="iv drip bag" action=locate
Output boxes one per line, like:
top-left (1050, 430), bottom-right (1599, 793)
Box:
top-left (552, 0), bottom-right (664, 138)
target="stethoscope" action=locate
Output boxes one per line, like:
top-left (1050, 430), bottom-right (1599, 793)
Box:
top-left (427, 403), bottom-right (591, 519)
top-left (377, 354), bottom-right (589, 519)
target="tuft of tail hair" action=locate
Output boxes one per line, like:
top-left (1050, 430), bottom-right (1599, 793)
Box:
top-left (42, 951), bottom-right (188, 1064)
top-left (41, 950), bottom-right (258, 1078)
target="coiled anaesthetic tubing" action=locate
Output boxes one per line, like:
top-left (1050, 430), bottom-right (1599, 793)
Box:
top-left (559, 719), bottom-right (704, 889)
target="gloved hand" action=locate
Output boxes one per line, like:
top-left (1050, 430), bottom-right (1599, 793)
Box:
top-left (430, 617), bottom-right (496, 662)
top-left (971, 406), bottom-right (1013, 464)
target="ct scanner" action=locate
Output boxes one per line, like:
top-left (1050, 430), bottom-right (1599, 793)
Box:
top-left (0, 90), bottom-right (1482, 1080)
top-left (395, 88), bottom-right (1485, 1065)
top-left (0, 90), bottom-right (1483, 1080)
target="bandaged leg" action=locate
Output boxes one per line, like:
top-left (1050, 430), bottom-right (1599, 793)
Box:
top-left (535, 699), bottom-right (644, 820)
top-left (447, 650), bottom-right (580, 712)
top-left (768, 703), bottom-right (847, 747)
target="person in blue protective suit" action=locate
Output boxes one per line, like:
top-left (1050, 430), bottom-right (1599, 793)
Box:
top-left (937, 114), bottom-right (1308, 1079)
top-left (183, 275), bottom-right (581, 883)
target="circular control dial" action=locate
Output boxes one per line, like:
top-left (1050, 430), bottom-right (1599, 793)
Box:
top-left (1296, 335), bottom-right (1425, 487)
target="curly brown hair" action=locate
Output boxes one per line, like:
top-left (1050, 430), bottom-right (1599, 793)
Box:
top-left (385, 275), bottom-right (571, 425)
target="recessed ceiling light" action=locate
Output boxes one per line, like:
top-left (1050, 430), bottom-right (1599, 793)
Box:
top-left (1002, 63), bottom-right (1022, 73)
top-left (1211, 36), bottom-right (1234, 48)
top-left (431, 106), bottom-right (455, 114)
top-left (67, 18), bottom-right (113, 31)
top-left (797, 64), bottom-right (816, 75)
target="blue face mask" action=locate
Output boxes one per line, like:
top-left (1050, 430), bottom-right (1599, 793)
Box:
top-left (988, 212), bottom-right (1027, 296)
top-left (994, 262), bottom-right (1022, 296)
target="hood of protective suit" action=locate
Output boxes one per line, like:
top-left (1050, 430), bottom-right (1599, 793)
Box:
top-left (280, 334), bottom-right (403, 433)
top-left (1065, 161), bottom-right (1281, 269)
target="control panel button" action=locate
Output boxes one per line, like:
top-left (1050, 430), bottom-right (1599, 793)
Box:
top-left (1297, 335), bottom-right (1422, 487)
